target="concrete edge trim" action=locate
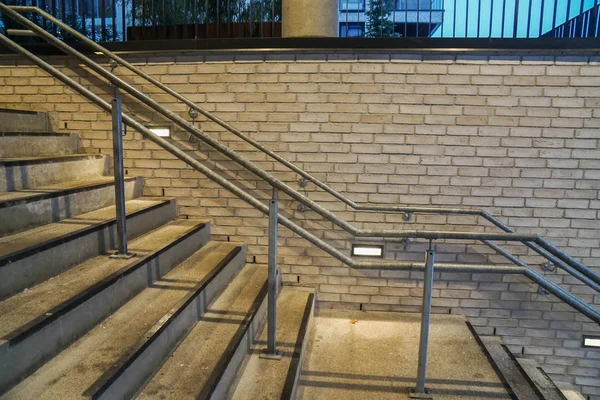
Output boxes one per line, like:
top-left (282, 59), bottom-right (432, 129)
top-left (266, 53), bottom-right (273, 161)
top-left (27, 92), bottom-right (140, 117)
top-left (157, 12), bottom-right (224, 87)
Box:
top-left (84, 246), bottom-right (244, 399)
top-left (0, 154), bottom-right (105, 167)
top-left (0, 199), bottom-right (174, 268)
top-left (0, 132), bottom-right (74, 137)
top-left (2, 221), bottom-right (208, 345)
top-left (281, 292), bottom-right (316, 400)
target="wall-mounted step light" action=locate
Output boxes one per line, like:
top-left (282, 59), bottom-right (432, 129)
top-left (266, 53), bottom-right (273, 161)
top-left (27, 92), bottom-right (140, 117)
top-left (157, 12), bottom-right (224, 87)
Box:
top-left (351, 244), bottom-right (384, 258)
top-left (149, 127), bottom-right (171, 137)
top-left (583, 336), bottom-right (600, 348)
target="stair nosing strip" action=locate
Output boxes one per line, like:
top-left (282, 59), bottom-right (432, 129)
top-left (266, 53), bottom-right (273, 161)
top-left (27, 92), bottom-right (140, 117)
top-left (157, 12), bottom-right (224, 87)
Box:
top-left (281, 292), bottom-right (315, 400)
top-left (85, 246), bottom-right (244, 399)
top-left (0, 154), bottom-right (104, 167)
top-left (0, 199), bottom-right (172, 268)
top-left (2, 221), bottom-right (207, 345)
top-left (0, 177), bottom-right (138, 210)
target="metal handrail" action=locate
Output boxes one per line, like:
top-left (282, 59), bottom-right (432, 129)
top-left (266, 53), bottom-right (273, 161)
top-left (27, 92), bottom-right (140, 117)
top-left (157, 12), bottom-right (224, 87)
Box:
top-left (4, 6), bottom-right (599, 292)
top-left (1, 5), bottom-right (599, 326)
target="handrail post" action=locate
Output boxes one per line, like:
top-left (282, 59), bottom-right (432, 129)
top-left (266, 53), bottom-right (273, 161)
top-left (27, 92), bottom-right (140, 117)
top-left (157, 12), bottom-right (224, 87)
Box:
top-left (261, 187), bottom-right (283, 360)
top-left (411, 247), bottom-right (435, 399)
top-left (109, 87), bottom-right (134, 259)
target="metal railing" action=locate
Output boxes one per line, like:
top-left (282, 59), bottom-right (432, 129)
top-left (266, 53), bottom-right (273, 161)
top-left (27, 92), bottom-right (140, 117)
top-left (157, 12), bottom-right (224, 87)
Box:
top-left (543, 1), bottom-right (600, 37)
top-left (1, 4), bottom-right (599, 395)
top-left (1, 0), bottom-right (599, 42)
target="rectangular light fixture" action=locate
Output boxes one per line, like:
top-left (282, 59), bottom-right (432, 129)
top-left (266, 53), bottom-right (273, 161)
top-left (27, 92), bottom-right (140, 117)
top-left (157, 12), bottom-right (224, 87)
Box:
top-left (583, 336), bottom-right (600, 348)
top-left (351, 244), bottom-right (383, 258)
top-left (148, 127), bottom-right (170, 137)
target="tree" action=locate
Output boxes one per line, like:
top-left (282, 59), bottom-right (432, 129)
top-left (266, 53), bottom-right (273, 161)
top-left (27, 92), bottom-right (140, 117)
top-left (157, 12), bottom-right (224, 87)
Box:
top-left (365, 0), bottom-right (396, 38)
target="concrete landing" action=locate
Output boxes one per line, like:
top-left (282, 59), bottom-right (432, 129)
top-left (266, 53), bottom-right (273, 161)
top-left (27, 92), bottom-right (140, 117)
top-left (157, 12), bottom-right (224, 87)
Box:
top-left (297, 311), bottom-right (511, 400)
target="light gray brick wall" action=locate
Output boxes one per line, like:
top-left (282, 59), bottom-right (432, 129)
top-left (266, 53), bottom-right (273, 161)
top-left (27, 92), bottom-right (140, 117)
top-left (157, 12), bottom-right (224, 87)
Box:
top-left (1, 50), bottom-right (599, 398)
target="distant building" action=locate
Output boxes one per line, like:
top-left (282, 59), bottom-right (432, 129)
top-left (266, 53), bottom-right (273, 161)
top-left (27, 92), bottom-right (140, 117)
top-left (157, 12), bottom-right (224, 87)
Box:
top-left (338, 0), bottom-right (444, 37)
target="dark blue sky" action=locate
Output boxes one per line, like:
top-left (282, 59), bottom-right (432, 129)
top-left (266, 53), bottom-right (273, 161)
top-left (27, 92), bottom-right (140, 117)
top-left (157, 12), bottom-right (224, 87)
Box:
top-left (432, 0), bottom-right (596, 37)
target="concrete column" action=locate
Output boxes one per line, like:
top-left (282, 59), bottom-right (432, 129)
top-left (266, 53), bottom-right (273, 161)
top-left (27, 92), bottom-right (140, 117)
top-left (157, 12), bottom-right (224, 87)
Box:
top-left (282, 0), bottom-right (339, 37)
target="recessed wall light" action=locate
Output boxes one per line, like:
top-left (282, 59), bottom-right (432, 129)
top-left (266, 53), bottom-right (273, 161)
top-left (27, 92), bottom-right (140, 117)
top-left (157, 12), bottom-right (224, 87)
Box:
top-left (583, 336), bottom-right (600, 348)
top-left (148, 127), bottom-right (170, 137)
top-left (351, 244), bottom-right (383, 258)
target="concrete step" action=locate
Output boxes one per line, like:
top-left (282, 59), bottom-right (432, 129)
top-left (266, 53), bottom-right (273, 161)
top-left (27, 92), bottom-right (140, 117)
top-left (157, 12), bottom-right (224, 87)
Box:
top-left (136, 263), bottom-right (268, 400)
top-left (0, 109), bottom-right (50, 133)
top-left (1, 242), bottom-right (245, 400)
top-left (475, 334), bottom-right (545, 399)
top-left (0, 154), bottom-right (109, 192)
top-left (0, 219), bottom-right (210, 395)
top-left (0, 176), bottom-right (144, 237)
top-left (0, 132), bottom-right (80, 158)
top-left (0, 198), bottom-right (177, 299)
top-left (230, 287), bottom-right (316, 400)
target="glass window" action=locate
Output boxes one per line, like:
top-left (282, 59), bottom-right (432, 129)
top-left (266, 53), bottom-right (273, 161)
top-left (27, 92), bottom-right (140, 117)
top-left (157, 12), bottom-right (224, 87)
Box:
top-left (339, 22), bottom-right (365, 37)
top-left (339, 0), bottom-right (366, 11)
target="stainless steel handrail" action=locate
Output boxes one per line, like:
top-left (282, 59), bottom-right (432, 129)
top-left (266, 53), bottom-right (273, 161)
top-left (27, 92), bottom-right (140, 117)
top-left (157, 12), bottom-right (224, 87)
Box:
top-left (3, 4), bottom-right (599, 292)
top-left (1, 7), bottom-right (599, 325)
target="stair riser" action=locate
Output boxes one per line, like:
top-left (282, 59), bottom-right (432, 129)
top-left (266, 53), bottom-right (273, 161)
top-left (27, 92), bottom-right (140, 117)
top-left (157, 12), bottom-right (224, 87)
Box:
top-left (210, 293), bottom-right (268, 400)
top-left (93, 248), bottom-right (247, 400)
top-left (0, 178), bottom-right (144, 237)
top-left (0, 157), bottom-right (110, 192)
top-left (0, 135), bottom-right (80, 158)
top-left (0, 200), bottom-right (177, 299)
top-left (0, 223), bottom-right (210, 395)
top-left (0, 111), bottom-right (49, 133)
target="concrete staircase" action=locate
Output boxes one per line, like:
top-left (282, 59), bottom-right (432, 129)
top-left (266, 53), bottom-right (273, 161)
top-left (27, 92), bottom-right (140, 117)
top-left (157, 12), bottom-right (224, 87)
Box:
top-left (0, 110), bottom-right (315, 399)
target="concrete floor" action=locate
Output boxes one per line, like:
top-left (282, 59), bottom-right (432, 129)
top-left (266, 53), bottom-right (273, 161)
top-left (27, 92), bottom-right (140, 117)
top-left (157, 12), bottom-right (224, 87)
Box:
top-left (297, 310), bottom-right (511, 400)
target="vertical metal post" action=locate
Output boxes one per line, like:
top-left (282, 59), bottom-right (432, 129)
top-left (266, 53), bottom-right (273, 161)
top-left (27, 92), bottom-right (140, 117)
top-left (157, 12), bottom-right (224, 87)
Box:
top-left (411, 248), bottom-right (435, 398)
top-left (110, 87), bottom-right (133, 259)
top-left (261, 187), bottom-right (283, 360)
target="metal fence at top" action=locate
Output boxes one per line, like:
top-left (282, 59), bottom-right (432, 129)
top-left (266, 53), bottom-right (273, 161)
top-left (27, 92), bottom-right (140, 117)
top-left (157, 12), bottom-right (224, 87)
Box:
top-left (0, 0), bottom-right (598, 43)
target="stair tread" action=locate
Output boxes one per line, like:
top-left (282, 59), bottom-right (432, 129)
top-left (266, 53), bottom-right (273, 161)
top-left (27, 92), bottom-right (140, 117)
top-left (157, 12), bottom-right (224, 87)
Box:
top-left (230, 287), bottom-right (315, 400)
top-left (0, 154), bottom-right (104, 166)
top-left (0, 198), bottom-right (168, 264)
top-left (2, 241), bottom-right (239, 400)
top-left (137, 264), bottom-right (268, 400)
top-left (0, 218), bottom-right (207, 342)
top-left (0, 176), bottom-right (137, 207)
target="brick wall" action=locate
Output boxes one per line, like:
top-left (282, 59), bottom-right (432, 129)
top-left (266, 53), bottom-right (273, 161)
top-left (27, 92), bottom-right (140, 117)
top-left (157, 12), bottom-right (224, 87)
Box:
top-left (1, 50), bottom-right (599, 398)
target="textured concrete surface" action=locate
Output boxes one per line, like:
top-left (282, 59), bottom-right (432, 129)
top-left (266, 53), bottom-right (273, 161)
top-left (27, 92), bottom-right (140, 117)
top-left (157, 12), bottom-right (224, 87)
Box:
top-left (2, 242), bottom-right (239, 400)
top-left (230, 287), bottom-right (315, 400)
top-left (0, 198), bottom-right (176, 299)
top-left (282, 0), bottom-right (338, 37)
top-left (137, 264), bottom-right (267, 400)
top-left (0, 133), bottom-right (79, 157)
top-left (0, 219), bottom-right (206, 340)
top-left (0, 155), bottom-right (109, 192)
top-left (0, 198), bottom-right (166, 260)
top-left (0, 176), bottom-right (143, 236)
top-left (297, 311), bottom-right (511, 400)
top-left (0, 110), bottom-right (49, 133)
